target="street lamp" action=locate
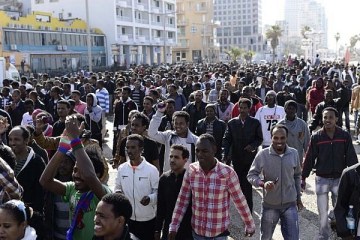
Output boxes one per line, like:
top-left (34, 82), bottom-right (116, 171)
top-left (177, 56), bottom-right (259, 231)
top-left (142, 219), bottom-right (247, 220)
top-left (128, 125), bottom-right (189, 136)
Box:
top-left (335, 32), bottom-right (340, 59)
top-left (85, 0), bottom-right (92, 72)
top-left (163, 10), bottom-right (176, 64)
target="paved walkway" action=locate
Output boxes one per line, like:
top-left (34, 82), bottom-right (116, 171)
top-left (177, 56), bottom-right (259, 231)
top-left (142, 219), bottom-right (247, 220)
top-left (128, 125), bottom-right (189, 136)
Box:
top-left (102, 115), bottom-right (359, 240)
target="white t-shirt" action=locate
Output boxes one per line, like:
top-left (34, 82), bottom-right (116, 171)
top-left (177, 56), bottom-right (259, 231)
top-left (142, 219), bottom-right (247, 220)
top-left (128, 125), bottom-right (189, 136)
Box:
top-left (178, 137), bottom-right (193, 169)
top-left (255, 105), bottom-right (285, 146)
top-left (21, 112), bottom-right (34, 126)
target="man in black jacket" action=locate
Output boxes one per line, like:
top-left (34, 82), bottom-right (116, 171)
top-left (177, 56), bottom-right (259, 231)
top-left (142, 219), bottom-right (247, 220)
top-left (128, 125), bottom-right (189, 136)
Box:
top-left (302, 107), bottom-right (358, 239)
top-left (195, 104), bottom-right (226, 160)
top-left (222, 98), bottom-right (263, 212)
top-left (334, 162), bottom-right (360, 239)
top-left (154, 145), bottom-right (192, 240)
top-left (182, 90), bottom-right (206, 133)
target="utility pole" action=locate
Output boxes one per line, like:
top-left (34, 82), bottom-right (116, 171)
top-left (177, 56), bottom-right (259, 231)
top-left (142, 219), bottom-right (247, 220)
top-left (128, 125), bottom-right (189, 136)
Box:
top-left (85, 0), bottom-right (92, 72)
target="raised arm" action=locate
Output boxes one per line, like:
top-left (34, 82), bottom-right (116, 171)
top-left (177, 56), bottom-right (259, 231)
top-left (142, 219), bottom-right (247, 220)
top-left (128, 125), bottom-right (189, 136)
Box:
top-left (65, 115), bottom-right (108, 200)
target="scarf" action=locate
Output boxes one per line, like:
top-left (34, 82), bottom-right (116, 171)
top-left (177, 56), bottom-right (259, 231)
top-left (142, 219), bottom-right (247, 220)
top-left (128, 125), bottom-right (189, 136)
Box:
top-left (66, 191), bottom-right (94, 240)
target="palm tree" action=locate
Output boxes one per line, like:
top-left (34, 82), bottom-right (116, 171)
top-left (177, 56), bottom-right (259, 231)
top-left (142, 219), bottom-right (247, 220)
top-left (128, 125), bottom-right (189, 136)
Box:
top-left (266, 25), bottom-right (283, 62)
top-left (301, 26), bottom-right (311, 39)
top-left (350, 35), bottom-right (359, 51)
top-left (225, 47), bottom-right (244, 64)
top-left (244, 50), bottom-right (255, 63)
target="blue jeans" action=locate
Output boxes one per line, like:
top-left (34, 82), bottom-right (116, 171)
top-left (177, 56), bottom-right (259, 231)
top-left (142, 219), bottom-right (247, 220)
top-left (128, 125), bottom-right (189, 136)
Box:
top-left (260, 204), bottom-right (299, 240)
top-left (315, 176), bottom-right (340, 240)
top-left (192, 231), bottom-right (228, 240)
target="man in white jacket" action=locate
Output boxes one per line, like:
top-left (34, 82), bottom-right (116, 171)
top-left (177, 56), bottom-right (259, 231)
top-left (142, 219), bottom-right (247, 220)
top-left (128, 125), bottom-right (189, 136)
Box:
top-left (114, 134), bottom-right (159, 240)
top-left (148, 102), bottom-right (198, 173)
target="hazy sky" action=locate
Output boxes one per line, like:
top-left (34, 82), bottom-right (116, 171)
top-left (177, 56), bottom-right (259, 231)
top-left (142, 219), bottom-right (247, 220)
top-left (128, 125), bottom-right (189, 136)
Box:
top-left (262, 0), bottom-right (360, 50)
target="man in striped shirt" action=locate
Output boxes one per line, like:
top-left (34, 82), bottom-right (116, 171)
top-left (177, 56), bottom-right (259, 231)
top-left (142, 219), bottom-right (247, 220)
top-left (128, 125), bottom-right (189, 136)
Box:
top-left (168, 134), bottom-right (255, 239)
top-left (96, 80), bottom-right (109, 140)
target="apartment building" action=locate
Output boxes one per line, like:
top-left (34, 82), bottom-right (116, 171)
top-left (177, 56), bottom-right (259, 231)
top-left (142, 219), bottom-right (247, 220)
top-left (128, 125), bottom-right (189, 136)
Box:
top-left (213, 0), bottom-right (265, 61)
top-left (172, 0), bottom-right (220, 63)
top-left (22, 0), bottom-right (177, 66)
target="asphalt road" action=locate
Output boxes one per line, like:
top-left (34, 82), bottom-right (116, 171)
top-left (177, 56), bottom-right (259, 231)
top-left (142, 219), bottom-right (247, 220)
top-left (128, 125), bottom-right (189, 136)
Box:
top-left (102, 116), bottom-right (359, 240)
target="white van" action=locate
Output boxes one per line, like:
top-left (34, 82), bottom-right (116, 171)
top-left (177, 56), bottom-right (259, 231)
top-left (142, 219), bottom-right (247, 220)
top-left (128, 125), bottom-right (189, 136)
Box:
top-left (0, 57), bottom-right (20, 87)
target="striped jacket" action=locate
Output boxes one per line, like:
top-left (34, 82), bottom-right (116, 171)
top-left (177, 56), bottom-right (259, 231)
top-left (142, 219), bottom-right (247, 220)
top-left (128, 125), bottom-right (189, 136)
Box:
top-left (96, 88), bottom-right (110, 113)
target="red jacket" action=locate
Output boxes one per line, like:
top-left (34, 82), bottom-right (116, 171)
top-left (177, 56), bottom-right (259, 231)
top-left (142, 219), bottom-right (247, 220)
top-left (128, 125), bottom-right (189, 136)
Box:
top-left (309, 88), bottom-right (325, 114)
top-left (231, 97), bottom-right (263, 118)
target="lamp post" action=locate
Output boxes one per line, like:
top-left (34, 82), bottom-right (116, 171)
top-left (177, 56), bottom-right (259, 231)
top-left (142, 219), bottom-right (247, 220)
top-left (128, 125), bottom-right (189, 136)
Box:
top-left (335, 32), bottom-right (340, 59)
top-left (163, 10), bottom-right (176, 64)
top-left (85, 0), bottom-right (92, 72)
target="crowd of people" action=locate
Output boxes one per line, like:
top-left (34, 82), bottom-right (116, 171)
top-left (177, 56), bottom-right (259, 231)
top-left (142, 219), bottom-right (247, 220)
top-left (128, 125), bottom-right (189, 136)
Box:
top-left (0, 58), bottom-right (358, 240)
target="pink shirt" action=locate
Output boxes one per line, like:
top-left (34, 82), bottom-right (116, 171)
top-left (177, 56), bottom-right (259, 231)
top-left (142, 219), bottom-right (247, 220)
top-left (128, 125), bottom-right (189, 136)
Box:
top-left (74, 101), bottom-right (87, 115)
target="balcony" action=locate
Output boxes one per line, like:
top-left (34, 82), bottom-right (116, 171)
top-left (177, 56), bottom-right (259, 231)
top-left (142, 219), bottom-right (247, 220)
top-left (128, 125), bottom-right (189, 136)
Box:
top-left (116, 16), bottom-right (132, 22)
top-left (177, 20), bottom-right (188, 26)
top-left (135, 35), bottom-right (150, 44)
top-left (135, 18), bottom-right (150, 24)
top-left (117, 0), bottom-right (131, 8)
top-left (174, 42), bottom-right (189, 49)
top-left (166, 23), bottom-right (176, 28)
top-left (136, 4), bottom-right (148, 12)
top-left (167, 38), bottom-right (175, 45)
top-left (153, 37), bottom-right (161, 44)
top-left (151, 21), bottom-right (163, 27)
top-left (151, 7), bottom-right (161, 14)
top-left (118, 34), bottom-right (134, 43)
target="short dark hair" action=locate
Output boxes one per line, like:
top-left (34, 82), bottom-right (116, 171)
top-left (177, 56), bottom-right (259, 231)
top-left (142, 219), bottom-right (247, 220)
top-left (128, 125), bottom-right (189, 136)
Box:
top-left (198, 133), bottom-right (217, 147)
top-left (132, 113), bottom-right (150, 129)
top-left (101, 193), bottom-right (132, 222)
top-left (72, 90), bottom-right (81, 96)
top-left (57, 100), bottom-right (70, 108)
top-left (127, 134), bottom-right (144, 148)
top-left (172, 111), bottom-right (190, 123)
top-left (322, 107), bottom-right (339, 117)
top-left (122, 86), bottom-right (131, 94)
top-left (143, 96), bottom-right (154, 104)
top-left (10, 126), bottom-right (30, 141)
top-left (165, 99), bottom-right (175, 105)
top-left (170, 144), bottom-right (190, 159)
top-left (270, 124), bottom-right (288, 137)
top-left (51, 86), bottom-right (61, 94)
top-left (24, 99), bottom-right (34, 106)
top-left (238, 98), bottom-right (252, 109)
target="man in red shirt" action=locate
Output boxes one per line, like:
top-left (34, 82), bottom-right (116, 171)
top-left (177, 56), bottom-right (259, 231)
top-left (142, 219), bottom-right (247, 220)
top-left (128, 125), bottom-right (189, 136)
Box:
top-left (168, 134), bottom-right (255, 239)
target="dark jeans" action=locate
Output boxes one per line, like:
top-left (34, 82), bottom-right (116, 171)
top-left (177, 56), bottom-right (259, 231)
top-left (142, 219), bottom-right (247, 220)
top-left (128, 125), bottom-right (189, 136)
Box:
top-left (234, 165), bottom-right (253, 213)
top-left (129, 218), bottom-right (156, 240)
top-left (339, 105), bottom-right (350, 131)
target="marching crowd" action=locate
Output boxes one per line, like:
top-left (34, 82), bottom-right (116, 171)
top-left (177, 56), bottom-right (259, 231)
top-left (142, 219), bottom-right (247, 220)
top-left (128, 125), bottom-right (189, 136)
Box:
top-left (0, 59), bottom-right (359, 240)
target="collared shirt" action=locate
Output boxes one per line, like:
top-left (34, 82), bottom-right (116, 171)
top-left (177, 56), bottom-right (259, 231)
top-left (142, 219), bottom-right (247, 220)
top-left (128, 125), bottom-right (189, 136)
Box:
top-left (0, 158), bottom-right (23, 203)
top-left (169, 161), bottom-right (255, 237)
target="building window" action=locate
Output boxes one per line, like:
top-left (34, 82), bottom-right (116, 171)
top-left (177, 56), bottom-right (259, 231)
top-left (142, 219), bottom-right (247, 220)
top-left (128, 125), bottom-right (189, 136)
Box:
top-left (167, 3), bottom-right (173, 11)
top-left (122, 27), bottom-right (126, 34)
top-left (191, 26), bottom-right (197, 33)
top-left (168, 32), bottom-right (174, 38)
top-left (243, 26), bottom-right (251, 35)
top-left (154, 0), bottom-right (159, 7)
top-left (182, 52), bottom-right (186, 58)
top-left (156, 30), bottom-right (161, 37)
top-left (157, 16), bottom-right (160, 22)
top-left (35, 0), bottom-right (44, 3)
top-left (68, 12), bottom-right (72, 17)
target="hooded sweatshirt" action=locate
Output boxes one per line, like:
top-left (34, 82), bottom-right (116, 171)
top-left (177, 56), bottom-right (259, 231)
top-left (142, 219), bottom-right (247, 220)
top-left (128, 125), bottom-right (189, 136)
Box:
top-left (84, 93), bottom-right (103, 137)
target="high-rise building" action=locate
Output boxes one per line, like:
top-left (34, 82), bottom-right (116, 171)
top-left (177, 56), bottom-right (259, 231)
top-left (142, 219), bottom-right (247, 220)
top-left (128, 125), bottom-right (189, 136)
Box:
top-left (23, 0), bottom-right (177, 66)
top-left (172, 0), bottom-right (220, 63)
top-left (284, 0), bottom-right (327, 48)
top-left (213, 0), bottom-right (264, 60)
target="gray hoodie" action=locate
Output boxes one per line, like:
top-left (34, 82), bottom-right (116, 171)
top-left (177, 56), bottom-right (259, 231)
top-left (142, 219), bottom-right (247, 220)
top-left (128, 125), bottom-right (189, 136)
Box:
top-left (247, 145), bottom-right (301, 209)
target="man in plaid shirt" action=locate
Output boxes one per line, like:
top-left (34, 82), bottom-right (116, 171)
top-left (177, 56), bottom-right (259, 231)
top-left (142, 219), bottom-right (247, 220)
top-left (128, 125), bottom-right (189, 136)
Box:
top-left (168, 134), bottom-right (255, 239)
top-left (0, 157), bottom-right (23, 203)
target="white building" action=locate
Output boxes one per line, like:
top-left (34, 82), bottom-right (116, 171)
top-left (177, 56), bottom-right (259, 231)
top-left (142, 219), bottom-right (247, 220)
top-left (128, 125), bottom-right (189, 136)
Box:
top-left (22, 0), bottom-right (177, 67)
top-left (284, 0), bottom-right (327, 48)
top-left (213, 0), bottom-right (265, 60)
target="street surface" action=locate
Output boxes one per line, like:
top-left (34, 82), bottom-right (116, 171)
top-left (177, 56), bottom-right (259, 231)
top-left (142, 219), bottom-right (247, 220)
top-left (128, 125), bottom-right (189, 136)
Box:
top-left (102, 116), bottom-right (358, 240)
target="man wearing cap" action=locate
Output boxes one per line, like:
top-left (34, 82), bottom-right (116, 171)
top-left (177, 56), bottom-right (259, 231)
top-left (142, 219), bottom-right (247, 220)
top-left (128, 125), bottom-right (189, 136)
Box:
top-left (255, 90), bottom-right (285, 148)
top-left (278, 100), bottom-right (310, 162)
